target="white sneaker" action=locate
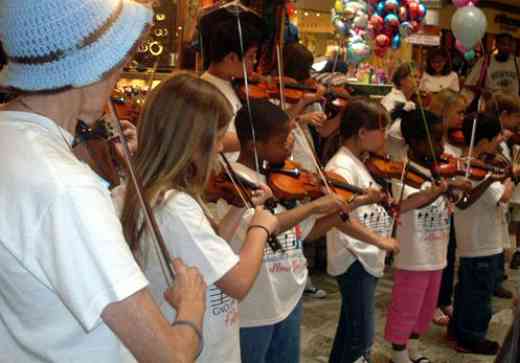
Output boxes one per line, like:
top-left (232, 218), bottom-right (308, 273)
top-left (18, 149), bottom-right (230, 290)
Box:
top-left (303, 287), bottom-right (327, 299)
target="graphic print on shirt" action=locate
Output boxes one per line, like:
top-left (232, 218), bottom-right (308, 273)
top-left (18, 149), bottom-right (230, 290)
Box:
top-left (208, 285), bottom-right (239, 327)
top-left (359, 205), bottom-right (392, 237)
top-left (263, 224), bottom-right (306, 275)
top-left (414, 198), bottom-right (450, 241)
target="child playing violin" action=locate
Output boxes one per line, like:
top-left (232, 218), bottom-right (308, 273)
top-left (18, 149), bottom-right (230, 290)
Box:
top-left (119, 72), bottom-right (279, 363)
top-left (325, 98), bottom-right (400, 363)
top-left (384, 109), bottom-right (471, 363)
top-left (201, 18), bottom-right (263, 161)
top-left (451, 113), bottom-right (514, 355)
top-left (483, 92), bottom-right (520, 298)
top-left (427, 89), bottom-right (467, 326)
top-left (217, 99), bottom-right (398, 363)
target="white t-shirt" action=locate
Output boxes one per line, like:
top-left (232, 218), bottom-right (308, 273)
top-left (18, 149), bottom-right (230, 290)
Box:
top-left (381, 88), bottom-right (415, 161)
top-left (201, 72), bottom-right (242, 162)
top-left (454, 179), bottom-right (506, 258)
top-left (0, 111), bottom-right (148, 363)
top-left (216, 163), bottom-right (313, 327)
top-left (419, 72), bottom-right (460, 93)
top-left (392, 162), bottom-right (450, 271)
top-left (291, 102), bottom-right (322, 172)
top-left (134, 191), bottom-right (241, 363)
top-left (444, 142), bottom-right (463, 158)
top-left (466, 55), bottom-right (520, 96)
top-left (325, 147), bottom-right (392, 277)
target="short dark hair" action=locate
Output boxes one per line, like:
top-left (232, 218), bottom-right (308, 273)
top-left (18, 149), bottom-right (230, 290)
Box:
top-left (392, 63), bottom-right (412, 89)
top-left (205, 19), bottom-right (263, 68)
top-left (283, 43), bottom-right (314, 82)
top-left (462, 112), bottom-right (501, 146)
top-left (400, 109), bottom-right (442, 146)
top-left (235, 100), bottom-right (289, 144)
top-left (425, 48), bottom-right (452, 76)
top-left (340, 97), bottom-right (390, 139)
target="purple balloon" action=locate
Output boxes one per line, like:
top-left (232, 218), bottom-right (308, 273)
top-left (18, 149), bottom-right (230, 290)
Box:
top-left (452, 0), bottom-right (478, 7)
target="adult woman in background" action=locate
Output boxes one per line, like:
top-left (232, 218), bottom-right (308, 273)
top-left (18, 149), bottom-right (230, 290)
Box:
top-left (420, 48), bottom-right (460, 94)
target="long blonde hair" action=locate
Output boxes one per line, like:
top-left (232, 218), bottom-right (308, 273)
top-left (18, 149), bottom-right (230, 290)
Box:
top-left (120, 71), bottom-right (233, 251)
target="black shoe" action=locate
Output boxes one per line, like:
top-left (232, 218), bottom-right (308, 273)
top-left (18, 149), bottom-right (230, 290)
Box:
top-left (511, 251), bottom-right (520, 270)
top-left (494, 286), bottom-right (513, 299)
top-left (455, 338), bottom-right (500, 355)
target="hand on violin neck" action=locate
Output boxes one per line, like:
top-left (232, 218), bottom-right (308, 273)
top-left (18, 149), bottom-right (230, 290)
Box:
top-left (113, 119), bottom-right (138, 161)
top-left (250, 184), bottom-right (274, 207)
top-left (296, 111), bottom-right (327, 128)
top-left (311, 194), bottom-right (352, 215)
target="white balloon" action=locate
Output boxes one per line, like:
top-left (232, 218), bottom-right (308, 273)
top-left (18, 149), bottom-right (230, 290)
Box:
top-left (451, 6), bottom-right (487, 49)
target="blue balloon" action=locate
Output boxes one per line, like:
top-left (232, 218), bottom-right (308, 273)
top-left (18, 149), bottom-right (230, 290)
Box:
top-left (418, 3), bottom-right (427, 20)
top-left (376, 2), bottom-right (385, 15)
top-left (464, 49), bottom-right (476, 61)
top-left (392, 33), bottom-right (401, 48)
top-left (384, 13), bottom-right (400, 27)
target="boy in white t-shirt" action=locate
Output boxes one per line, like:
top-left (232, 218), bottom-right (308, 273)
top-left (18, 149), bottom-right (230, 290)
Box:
top-left (218, 99), bottom-right (397, 363)
top-left (451, 113), bottom-right (514, 355)
top-left (384, 109), bottom-right (471, 363)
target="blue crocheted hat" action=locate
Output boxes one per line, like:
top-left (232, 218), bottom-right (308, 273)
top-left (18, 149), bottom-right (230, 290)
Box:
top-left (0, 0), bottom-right (152, 91)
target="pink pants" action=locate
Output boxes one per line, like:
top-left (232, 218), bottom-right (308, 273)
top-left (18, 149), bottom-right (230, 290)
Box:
top-left (384, 269), bottom-right (443, 345)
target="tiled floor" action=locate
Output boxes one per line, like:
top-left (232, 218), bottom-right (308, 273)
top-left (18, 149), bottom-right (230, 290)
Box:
top-left (301, 266), bottom-right (518, 363)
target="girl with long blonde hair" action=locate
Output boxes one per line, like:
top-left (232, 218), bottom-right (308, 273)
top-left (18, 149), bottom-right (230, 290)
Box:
top-left (120, 71), bottom-right (278, 363)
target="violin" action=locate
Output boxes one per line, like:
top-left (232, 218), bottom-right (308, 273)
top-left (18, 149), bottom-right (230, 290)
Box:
top-left (365, 153), bottom-right (431, 189)
top-left (410, 90), bottom-right (432, 109)
top-left (72, 119), bottom-right (123, 189)
top-left (233, 76), bottom-right (350, 108)
top-left (265, 160), bottom-right (365, 201)
top-left (205, 170), bottom-right (261, 208)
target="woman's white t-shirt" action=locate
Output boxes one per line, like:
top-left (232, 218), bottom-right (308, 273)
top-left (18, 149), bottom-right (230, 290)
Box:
top-left (216, 163), bottom-right (313, 328)
top-left (325, 146), bottom-right (392, 277)
top-left (138, 191), bottom-right (241, 363)
top-left (392, 162), bottom-right (450, 271)
top-left (419, 72), bottom-right (460, 93)
top-left (454, 180), bottom-right (506, 258)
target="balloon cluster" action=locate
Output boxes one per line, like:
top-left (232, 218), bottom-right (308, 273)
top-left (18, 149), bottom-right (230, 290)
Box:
top-left (332, 0), bottom-right (372, 64)
top-left (451, 0), bottom-right (486, 59)
top-left (369, 0), bottom-right (428, 57)
top-left (332, 0), bottom-right (429, 63)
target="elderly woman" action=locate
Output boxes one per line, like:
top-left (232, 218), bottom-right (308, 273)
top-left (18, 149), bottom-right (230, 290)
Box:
top-left (0, 1), bottom-right (206, 362)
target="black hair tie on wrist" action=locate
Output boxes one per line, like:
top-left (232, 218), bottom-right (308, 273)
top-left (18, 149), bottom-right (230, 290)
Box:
top-left (247, 224), bottom-right (284, 253)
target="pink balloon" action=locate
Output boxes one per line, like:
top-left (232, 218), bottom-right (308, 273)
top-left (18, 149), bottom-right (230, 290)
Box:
top-left (455, 39), bottom-right (468, 53)
top-left (452, 0), bottom-right (478, 7)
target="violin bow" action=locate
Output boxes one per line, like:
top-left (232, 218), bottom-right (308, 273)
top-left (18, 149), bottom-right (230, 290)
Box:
top-left (219, 153), bottom-right (284, 252)
top-left (107, 102), bottom-right (176, 285)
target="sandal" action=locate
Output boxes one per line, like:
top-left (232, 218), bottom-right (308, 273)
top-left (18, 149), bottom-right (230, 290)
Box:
top-left (432, 308), bottom-right (450, 326)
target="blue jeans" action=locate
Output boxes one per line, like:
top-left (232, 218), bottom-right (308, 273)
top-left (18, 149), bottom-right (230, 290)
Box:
top-left (452, 253), bottom-right (500, 345)
top-left (330, 261), bottom-right (378, 363)
top-left (240, 299), bottom-right (303, 363)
